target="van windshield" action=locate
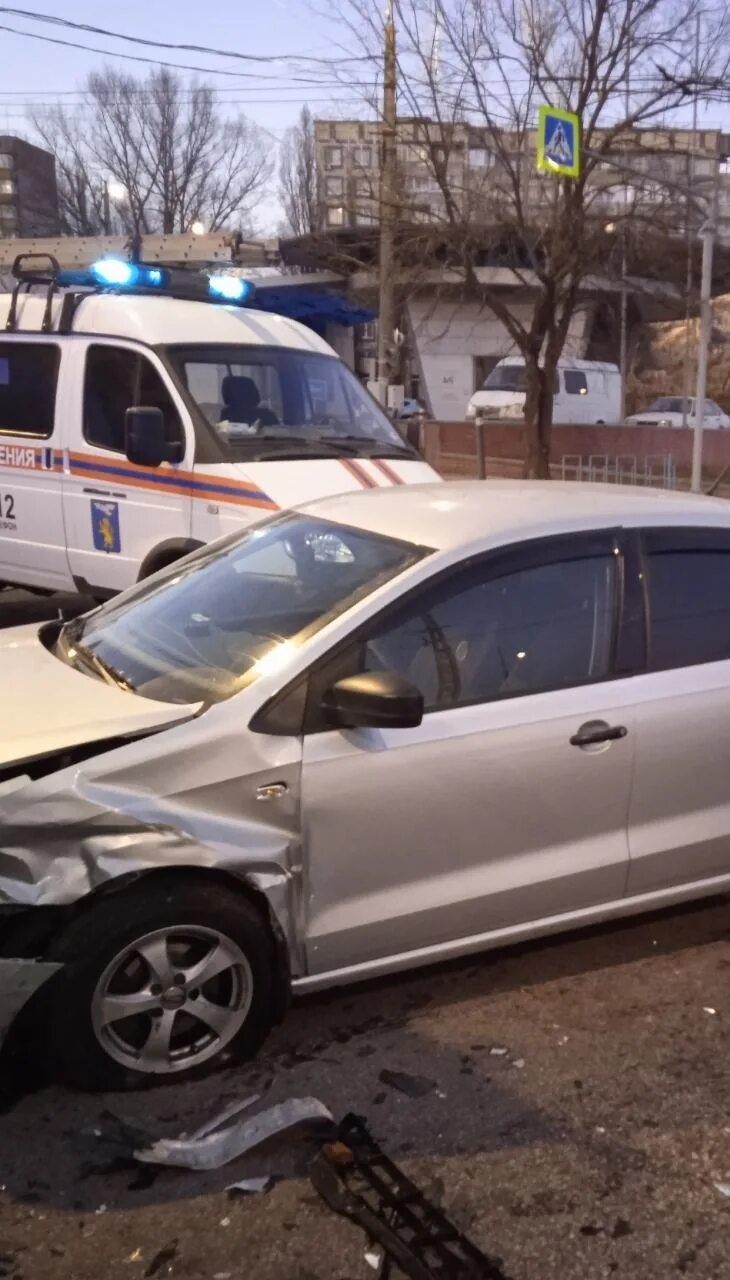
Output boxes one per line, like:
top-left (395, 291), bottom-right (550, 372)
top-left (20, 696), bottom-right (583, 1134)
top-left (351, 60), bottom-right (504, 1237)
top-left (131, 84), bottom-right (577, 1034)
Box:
top-left (482, 364), bottom-right (560, 394)
top-left (57, 514), bottom-right (427, 705)
top-left (167, 345), bottom-right (414, 461)
top-left (483, 364), bottom-right (529, 392)
top-left (646, 398), bottom-right (691, 413)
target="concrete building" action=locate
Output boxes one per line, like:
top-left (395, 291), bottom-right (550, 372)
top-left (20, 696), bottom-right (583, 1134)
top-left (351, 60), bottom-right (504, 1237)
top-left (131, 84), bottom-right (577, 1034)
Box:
top-left (0, 137), bottom-right (59, 239)
top-left (314, 118), bottom-right (730, 233)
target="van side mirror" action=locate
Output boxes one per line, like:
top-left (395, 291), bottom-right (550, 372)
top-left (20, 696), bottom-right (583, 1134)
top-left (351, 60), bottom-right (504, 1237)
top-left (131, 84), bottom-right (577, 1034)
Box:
top-left (125, 406), bottom-right (183, 468)
top-left (321, 671), bottom-right (424, 730)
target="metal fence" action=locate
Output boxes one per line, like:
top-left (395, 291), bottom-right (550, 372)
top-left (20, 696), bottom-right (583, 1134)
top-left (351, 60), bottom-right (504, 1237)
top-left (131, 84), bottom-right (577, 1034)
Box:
top-left (560, 453), bottom-right (678, 488)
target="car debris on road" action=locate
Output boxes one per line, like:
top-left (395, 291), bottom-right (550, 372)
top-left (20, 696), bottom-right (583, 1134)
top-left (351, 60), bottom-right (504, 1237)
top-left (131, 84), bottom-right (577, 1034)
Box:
top-left (311, 1113), bottom-right (510, 1280)
top-left (134, 1096), bottom-right (334, 1172)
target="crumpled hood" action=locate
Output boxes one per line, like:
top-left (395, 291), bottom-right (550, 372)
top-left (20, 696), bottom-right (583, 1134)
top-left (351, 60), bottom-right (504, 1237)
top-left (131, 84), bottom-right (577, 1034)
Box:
top-left (0, 624), bottom-right (199, 770)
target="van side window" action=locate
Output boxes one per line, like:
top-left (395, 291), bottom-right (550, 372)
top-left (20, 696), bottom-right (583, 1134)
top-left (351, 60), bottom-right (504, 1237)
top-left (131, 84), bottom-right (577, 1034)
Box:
top-left (0, 343), bottom-right (59, 438)
top-left (564, 371), bottom-right (588, 396)
top-left (84, 346), bottom-right (183, 455)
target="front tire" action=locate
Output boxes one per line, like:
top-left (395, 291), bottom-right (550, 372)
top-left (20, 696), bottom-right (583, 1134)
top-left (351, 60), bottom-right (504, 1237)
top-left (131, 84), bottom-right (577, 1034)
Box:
top-left (45, 878), bottom-right (280, 1090)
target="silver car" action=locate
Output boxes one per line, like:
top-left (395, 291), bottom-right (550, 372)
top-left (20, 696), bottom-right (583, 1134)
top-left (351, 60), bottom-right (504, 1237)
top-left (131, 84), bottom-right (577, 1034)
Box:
top-left (2, 480), bottom-right (730, 1088)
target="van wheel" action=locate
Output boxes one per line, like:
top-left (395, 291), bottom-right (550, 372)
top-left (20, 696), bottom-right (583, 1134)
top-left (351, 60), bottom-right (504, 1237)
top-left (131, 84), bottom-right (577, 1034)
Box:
top-left (138, 540), bottom-right (203, 581)
top-left (45, 878), bottom-right (280, 1090)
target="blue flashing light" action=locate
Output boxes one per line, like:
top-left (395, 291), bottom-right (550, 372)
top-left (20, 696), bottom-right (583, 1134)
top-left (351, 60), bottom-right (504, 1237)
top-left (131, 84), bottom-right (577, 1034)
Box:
top-left (208, 274), bottom-right (255, 304)
top-left (90, 258), bottom-right (136, 287)
top-left (89, 259), bottom-right (166, 289)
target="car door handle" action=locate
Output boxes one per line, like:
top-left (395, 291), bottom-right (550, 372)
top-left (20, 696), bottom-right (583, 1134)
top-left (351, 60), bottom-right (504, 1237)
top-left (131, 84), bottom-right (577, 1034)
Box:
top-left (570, 720), bottom-right (628, 748)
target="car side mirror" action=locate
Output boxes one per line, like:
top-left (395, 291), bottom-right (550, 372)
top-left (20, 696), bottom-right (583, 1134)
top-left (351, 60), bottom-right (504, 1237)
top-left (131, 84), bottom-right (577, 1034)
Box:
top-left (125, 406), bottom-right (183, 468)
top-left (321, 671), bottom-right (424, 730)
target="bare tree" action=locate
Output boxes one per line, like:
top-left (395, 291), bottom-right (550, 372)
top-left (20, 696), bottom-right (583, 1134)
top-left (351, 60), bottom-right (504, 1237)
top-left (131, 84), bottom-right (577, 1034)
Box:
top-left (31, 106), bottom-right (109, 235)
top-left (328, 0), bottom-right (729, 475)
top-left (279, 106), bottom-right (319, 235)
top-left (31, 67), bottom-right (273, 238)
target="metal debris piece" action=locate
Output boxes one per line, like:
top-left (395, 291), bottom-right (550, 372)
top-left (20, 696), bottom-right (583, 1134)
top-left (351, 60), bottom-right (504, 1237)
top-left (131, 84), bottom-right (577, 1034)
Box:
top-left (135, 1097), bottom-right (333, 1171)
top-left (378, 1069), bottom-right (435, 1099)
top-left (511, 1059), bottom-right (525, 1070)
top-left (714, 1182), bottom-right (730, 1198)
top-left (226, 1175), bottom-right (277, 1196)
top-left (311, 1113), bottom-right (511, 1280)
top-left (489, 1047), bottom-right (508, 1057)
top-left (365, 1246), bottom-right (386, 1271)
top-left (144, 1241), bottom-right (178, 1278)
top-left (703, 1007), bottom-right (717, 1016)
top-left (187, 1094), bottom-right (261, 1140)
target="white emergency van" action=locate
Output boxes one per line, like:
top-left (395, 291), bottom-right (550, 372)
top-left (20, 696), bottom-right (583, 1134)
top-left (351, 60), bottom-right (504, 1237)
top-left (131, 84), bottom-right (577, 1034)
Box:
top-left (466, 357), bottom-right (621, 425)
top-left (0, 256), bottom-right (437, 599)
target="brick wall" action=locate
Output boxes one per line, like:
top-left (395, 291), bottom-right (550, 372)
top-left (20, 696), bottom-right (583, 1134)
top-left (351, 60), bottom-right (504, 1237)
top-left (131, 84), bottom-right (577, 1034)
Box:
top-left (419, 420), bottom-right (730, 487)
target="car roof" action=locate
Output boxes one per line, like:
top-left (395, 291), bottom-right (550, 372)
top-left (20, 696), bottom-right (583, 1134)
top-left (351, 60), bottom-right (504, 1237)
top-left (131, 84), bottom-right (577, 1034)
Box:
top-left (0, 291), bottom-right (333, 353)
top-left (496, 357), bottom-right (619, 372)
top-left (301, 480), bottom-right (730, 551)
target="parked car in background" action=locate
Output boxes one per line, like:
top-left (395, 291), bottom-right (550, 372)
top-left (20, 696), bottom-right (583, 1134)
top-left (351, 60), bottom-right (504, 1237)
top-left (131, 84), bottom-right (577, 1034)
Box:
top-left (395, 398), bottom-right (425, 420)
top-left (466, 358), bottom-right (621, 425)
top-left (3, 479), bottom-right (730, 1088)
top-left (625, 397), bottom-right (730, 429)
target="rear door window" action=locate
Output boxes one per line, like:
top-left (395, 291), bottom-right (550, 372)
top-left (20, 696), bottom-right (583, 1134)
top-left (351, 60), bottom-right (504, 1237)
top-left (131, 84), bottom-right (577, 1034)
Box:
top-left (0, 342), bottom-right (59, 438)
top-left (644, 530), bottom-right (730, 671)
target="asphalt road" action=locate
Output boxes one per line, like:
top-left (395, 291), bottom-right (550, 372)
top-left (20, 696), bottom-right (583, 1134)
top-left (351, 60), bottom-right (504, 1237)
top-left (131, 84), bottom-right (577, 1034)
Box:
top-left (0, 590), bottom-right (728, 1280)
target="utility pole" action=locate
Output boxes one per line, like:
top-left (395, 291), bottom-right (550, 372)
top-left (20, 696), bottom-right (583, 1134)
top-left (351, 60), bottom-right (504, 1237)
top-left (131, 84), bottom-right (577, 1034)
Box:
top-left (682, 14), bottom-right (702, 430)
top-left (690, 170), bottom-right (719, 494)
top-left (619, 40), bottom-right (630, 422)
top-left (376, 0), bottom-right (397, 404)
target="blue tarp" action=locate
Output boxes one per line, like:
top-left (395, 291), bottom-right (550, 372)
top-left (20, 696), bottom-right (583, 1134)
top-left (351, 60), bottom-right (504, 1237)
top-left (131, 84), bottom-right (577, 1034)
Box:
top-left (252, 287), bottom-right (375, 329)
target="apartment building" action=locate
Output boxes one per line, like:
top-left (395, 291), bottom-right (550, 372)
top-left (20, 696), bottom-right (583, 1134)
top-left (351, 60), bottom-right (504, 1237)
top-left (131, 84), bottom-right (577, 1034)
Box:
top-left (0, 136), bottom-right (59, 239)
top-left (314, 118), bottom-right (730, 234)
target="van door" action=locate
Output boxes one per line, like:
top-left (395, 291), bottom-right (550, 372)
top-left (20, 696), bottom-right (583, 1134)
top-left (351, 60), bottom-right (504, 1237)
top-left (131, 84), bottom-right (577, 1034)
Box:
top-left (563, 368), bottom-right (589, 423)
top-left (0, 338), bottom-right (72, 591)
top-left (62, 341), bottom-right (193, 596)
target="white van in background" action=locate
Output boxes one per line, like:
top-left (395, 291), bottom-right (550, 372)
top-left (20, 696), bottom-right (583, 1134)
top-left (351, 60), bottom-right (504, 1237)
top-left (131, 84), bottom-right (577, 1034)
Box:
top-left (0, 256), bottom-right (437, 601)
top-left (466, 358), bottom-right (621, 425)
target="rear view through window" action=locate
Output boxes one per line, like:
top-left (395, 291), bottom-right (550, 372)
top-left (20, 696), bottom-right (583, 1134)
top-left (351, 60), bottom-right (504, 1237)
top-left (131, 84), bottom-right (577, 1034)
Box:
top-left (0, 343), bottom-right (59, 438)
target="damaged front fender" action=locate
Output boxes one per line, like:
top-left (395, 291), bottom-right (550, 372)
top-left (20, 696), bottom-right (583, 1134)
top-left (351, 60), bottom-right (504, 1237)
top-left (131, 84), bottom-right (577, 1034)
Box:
top-left (0, 707), bottom-right (306, 975)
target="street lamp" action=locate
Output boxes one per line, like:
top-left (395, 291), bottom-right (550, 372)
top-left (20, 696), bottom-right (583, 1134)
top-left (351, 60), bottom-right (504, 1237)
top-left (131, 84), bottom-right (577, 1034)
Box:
top-left (605, 218), bottom-right (629, 422)
top-left (102, 179), bottom-right (127, 234)
top-left (191, 220), bottom-right (206, 236)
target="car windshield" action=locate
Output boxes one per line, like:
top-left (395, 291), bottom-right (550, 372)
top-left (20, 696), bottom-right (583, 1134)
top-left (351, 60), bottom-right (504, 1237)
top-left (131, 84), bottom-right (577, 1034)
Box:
top-left (56, 515), bottom-right (427, 705)
top-left (646, 398), bottom-right (691, 413)
top-left (167, 345), bottom-right (413, 460)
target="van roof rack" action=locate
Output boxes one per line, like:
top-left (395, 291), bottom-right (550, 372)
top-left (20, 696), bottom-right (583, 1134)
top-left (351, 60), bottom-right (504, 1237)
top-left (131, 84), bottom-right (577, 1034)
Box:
top-left (4, 251), bottom-right (256, 334)
top-left (5, 252), bottom-right (61, 333)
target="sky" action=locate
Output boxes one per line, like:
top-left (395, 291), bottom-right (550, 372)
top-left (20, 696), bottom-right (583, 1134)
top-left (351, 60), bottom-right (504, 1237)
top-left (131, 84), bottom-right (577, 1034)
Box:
top-left (0, 0), bottom-right (373, 230)
top-left (0, 2), bottom-right (727, 233)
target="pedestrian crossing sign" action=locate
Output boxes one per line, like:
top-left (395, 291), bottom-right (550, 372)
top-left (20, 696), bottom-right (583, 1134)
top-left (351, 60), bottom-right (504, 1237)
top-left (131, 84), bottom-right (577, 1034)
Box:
top-left (537, 104), bottom-right (581, 179)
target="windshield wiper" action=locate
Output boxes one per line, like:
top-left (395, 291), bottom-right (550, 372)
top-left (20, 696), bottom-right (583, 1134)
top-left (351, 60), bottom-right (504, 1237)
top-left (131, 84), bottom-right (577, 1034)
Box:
top-left (329, 436), bottom-right (417, 459)
top-left (68, 642), bottom-right (133, 692)
top-left (228, 435), bottom-right (365, 460)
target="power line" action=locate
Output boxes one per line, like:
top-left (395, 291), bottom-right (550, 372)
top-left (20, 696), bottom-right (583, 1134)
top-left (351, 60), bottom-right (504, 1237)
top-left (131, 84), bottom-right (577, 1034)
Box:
top-left (0, 7), bottom-right (371, 66)
top-left (0, 20), bottom-right (367, 82)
